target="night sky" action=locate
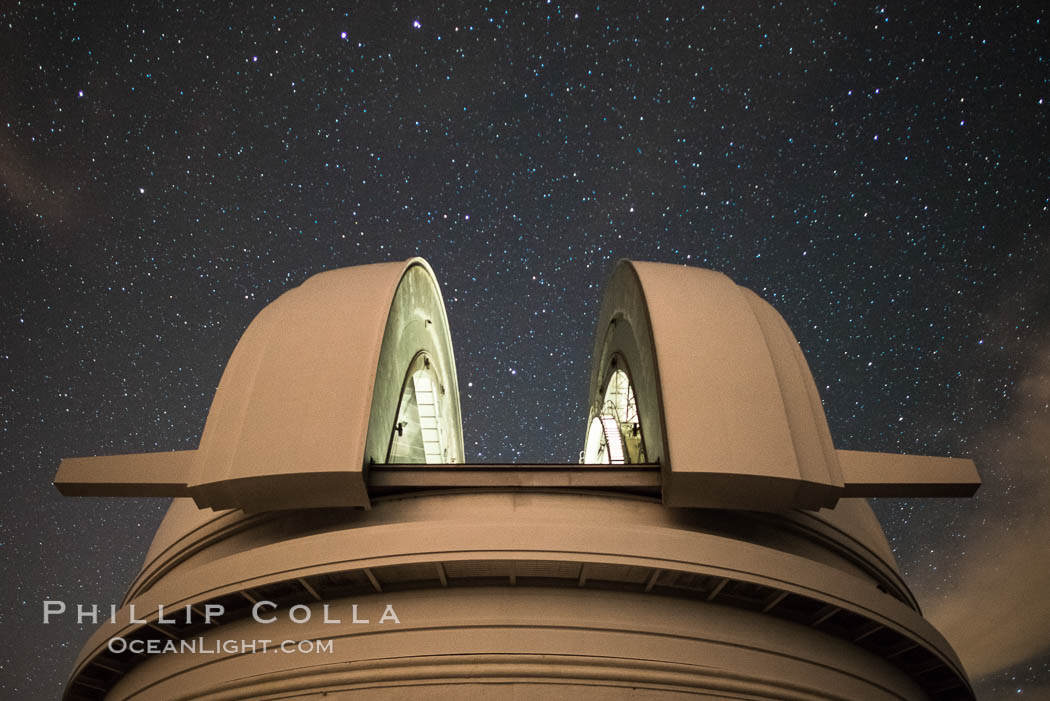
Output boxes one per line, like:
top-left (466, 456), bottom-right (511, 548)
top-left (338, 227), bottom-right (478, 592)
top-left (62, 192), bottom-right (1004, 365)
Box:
top-left (2, 2), bottom-right (1048, 698)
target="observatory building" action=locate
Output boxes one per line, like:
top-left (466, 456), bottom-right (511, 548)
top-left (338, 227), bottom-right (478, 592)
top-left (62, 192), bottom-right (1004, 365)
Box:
top-left (56, 259), bottom-right (980, 700)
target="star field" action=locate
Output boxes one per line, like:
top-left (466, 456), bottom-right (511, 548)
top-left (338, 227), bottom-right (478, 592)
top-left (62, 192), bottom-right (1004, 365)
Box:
top-left (2, 2), bottom-right (1048, 698)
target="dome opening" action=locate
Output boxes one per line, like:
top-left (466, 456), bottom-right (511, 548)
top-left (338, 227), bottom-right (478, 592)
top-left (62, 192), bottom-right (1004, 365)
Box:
top-left (387, 353), bottom-right (450, 464)
top-left (582, 361), bottom-right (647, 464)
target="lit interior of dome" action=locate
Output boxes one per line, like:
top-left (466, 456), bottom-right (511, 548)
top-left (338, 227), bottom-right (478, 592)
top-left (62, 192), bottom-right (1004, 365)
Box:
top-left (387, 356), bottom-right (448, 463)
top-left (582, 366), bottom-right (646, 464)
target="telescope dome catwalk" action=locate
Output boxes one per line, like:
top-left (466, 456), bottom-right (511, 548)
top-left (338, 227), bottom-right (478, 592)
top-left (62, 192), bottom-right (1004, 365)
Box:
top-left (56, 258), bottom-right (981, 701)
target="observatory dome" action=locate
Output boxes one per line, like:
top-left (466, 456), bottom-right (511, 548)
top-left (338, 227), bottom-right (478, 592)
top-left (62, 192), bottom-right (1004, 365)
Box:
top-left (57, 259), bottom-right (977, 701)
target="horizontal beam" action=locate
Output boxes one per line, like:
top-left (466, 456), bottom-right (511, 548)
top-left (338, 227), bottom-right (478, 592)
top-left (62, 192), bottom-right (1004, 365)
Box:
top-left (53, 450), bottom-right (978, 510)
top-left (838, 450), bottom-right (980, 498)
top-left (54, 452), bottom-right (194, 497)
top-left (370, 464), bottom-right (661, 489)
